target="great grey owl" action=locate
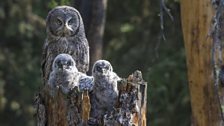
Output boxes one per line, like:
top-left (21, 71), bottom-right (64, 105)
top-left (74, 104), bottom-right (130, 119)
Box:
top-left (42, 6), bottom-right (89, 85)
top-left (48, 53), bottom-right (93, 96)
top-left (90, 60), bottom-right (121, 122)
top-left (48, 53), bottom-right (80, 95)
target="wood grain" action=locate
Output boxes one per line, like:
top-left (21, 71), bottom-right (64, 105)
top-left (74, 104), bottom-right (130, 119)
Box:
top-left (181, 0), bottom-right (223, 125)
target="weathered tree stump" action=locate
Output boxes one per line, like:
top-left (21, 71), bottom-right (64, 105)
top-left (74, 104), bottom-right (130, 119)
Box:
top-left (35, 70), bottom-right (147, 126)
top-left (113, 70), bottom-right (147, 126)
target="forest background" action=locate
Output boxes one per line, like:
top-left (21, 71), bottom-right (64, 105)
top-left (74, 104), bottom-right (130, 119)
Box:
top-left (0, 0), bottom-right (189, 126)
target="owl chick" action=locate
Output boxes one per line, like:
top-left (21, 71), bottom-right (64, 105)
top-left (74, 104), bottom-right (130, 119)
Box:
top-left (42, 6), bottom-right (89, 85)
top-left (90, 60), bottom-right (121, 121)
top-left (48, 53), bottom-right (81, 95)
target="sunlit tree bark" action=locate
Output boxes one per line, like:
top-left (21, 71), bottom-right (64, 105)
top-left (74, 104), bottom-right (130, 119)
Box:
top-left (181, 0), bottom-right (224, 125)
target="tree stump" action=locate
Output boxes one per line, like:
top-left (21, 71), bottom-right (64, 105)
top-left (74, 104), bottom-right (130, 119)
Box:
top-left (35, 70), bottom-right (147, 126)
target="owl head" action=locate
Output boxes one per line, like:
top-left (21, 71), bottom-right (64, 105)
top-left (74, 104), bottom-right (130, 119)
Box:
top-left (52, 53), bottom-right (77, 72)
top-left (92, 60), bottom-right (113, 77)
top-left (46, 6), bottom-right (82, 37)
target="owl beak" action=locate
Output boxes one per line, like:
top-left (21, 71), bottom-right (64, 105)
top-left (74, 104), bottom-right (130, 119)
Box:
top-left (102, 68), bottom-right (107, 74)
top-left (65, 24), bottom-right (73, 31)
top-left (58, 65), bottom-right (66, 70)
top-left (58, 61), bottom-right (68, 70)
top-left (63, 24), bottom-right (73, 36)
top-left (62, 65), bottom-right (67, 69)
top-left (64, 20), bottom-right (73, 34)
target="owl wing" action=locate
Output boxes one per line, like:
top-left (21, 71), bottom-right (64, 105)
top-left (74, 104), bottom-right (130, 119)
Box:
top-left (41, 40), bottom-right (49, 85)
top-left (48, 71), bottom-right (56, 88)
top-left (83, 38), bottom-right (90, 72)
top-left (76, 38), bottom-right (89, 73)
top-left (79, 74), bottom-right (94, 91)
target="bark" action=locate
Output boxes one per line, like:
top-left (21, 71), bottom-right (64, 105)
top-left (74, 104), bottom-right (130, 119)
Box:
top-left (104, 70), bottom-right (147, 126)
top-left (181, 0), bottom-right (224, 125)
top-left (211, 0), bottom-right (224, 118)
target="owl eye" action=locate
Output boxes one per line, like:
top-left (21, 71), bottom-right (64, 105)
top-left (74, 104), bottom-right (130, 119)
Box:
top-left (56, 60), bottom-right (60, 65)
top-left (105, 66), bottom-right (109, 70)
top-left (56, 18), bottom-right (62, 26)
top-left (67, 60), bottom-right (73, 66)
top-left (56, 60), bottom-right (62, 67)
top-left (68, 18), bottom-right (75, 25)
top-left (96, 66), bottom-right (102, 72)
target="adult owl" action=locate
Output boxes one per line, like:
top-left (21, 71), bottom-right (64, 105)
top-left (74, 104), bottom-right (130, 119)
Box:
top-left (42, 6), bottom-right (89, 85)
top-left (90, 60), bottom-right (121, 123)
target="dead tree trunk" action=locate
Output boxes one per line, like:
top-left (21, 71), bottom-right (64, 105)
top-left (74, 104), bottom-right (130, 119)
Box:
top-left (181, 0), bottom-right (224, 125)
top-left (75, 0), bottom-right (108, 74)
top-left (88, 0), bottom-right (107, 74)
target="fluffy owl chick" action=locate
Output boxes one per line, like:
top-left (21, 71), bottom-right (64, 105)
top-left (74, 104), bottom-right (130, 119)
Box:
top-left (48, 53), bottom-right (81, 96)
top-left (90, 60), bottom-right (121, 120)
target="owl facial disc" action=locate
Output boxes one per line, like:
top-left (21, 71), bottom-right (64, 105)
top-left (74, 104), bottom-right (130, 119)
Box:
top-left (93, 60), bottom-right (113, 76)
top-left (47, 6), bottom-right (80, 37)
top-left (53, 53), bottom-right (76, 71)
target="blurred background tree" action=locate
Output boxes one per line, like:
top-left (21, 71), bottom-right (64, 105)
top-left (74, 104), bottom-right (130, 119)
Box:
top-left (0, 0), bottom-right (190, 126)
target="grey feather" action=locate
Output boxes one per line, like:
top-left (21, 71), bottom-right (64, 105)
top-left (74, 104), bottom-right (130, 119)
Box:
top-left (79, 74), bottom-right (94, 92)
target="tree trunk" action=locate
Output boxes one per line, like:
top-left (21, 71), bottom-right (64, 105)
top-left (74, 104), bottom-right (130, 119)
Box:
top-left (87, 0), bottom-right (107, 73)
top-left (73, 0), bottom-right (92, 32)
top-left (181, 0), bottom-right (224, 125)
top-left (74, 0), bottom-right (107, 74)
top-left (87, 0), bottom-right (107, 74)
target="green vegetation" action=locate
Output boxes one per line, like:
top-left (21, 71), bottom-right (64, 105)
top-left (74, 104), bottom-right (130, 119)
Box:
top-left (0, 0), bottom-right (190, 125)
